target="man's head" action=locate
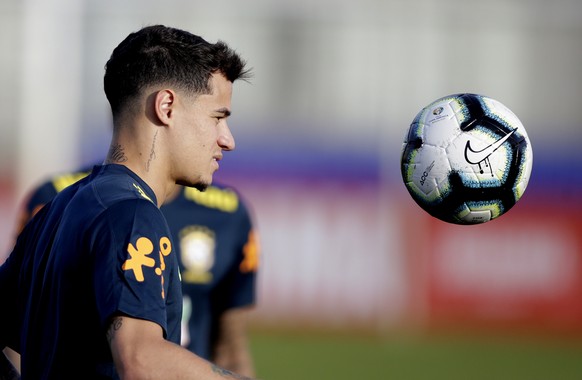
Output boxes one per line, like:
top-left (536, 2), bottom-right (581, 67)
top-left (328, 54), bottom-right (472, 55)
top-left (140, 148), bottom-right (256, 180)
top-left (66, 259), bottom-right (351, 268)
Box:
top-left (104, 25), bottom-right (250, 123)
top-left (103, 25), bottom-right (251, 194)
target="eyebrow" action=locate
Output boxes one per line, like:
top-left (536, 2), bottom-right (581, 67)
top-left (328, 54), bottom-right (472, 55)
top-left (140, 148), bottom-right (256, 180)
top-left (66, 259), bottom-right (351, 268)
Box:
top-left (215, 107), bottom-right (231, 117)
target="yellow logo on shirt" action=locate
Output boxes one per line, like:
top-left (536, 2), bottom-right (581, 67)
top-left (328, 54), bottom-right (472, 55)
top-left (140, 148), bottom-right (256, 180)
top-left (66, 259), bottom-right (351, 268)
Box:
top-left (133, 183), bottom-right (154, 203)
top-left (122, 236), bottom-right (173, 298)
top-left (183, 186), bottom-right (238, 212)
top-left (240, 229), bottom-right (260, 273)
top-left (52, 171), bottom-right (90, 192)
top-left (123, 237), bottom-right (156, 281)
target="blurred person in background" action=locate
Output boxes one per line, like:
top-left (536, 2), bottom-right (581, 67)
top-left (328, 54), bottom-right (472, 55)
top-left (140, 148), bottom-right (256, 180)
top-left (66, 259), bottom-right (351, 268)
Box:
top-left (5, 165), bottom-right (260, 378)
top-left (0, 24), bottom-right (256, 379)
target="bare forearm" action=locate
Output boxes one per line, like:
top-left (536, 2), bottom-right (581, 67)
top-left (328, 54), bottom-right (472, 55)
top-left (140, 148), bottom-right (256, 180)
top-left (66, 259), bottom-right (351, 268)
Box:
top-left (213, 333), bottom-right (255, 378)
top-left (145, 340), bottom-right (253, 379)
top-left (214, 347), bottom-right (255, 378)
top-left (213, 308), bottom-right (255, 377)
top-left (109, 316), bottom-right (256, 380)
top-left (0, 350), bottom-right (20, 380)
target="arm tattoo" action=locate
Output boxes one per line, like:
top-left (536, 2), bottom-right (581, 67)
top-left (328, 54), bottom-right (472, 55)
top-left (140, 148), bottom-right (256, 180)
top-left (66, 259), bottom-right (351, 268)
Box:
top-left (108, 144), bottom-right (128, 163)
top-left (211, 364), bottom-right (253, 379)
top-left (106, 317), bottom-right (123, 345)
top-left (146, 131), bottom-right (158, 172)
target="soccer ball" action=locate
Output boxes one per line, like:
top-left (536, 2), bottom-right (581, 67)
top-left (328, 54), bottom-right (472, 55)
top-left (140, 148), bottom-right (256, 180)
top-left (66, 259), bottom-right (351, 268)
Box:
top-left (400, 93), bottom-right (533, 225)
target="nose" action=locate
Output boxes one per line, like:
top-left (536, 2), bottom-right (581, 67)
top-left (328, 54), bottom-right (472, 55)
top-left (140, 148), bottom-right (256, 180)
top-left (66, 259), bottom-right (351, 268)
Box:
top-left (218, 122), bottom-right (235, 151)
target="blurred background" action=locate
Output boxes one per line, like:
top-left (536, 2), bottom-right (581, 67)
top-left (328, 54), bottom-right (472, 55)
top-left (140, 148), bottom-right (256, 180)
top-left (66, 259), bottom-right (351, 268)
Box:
top-left (1, 0), bottom-right (581, 378)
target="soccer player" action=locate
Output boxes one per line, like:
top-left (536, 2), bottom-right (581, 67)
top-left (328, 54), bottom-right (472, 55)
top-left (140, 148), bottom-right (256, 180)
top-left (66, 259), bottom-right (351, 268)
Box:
top-left (0, 24), bottom-right (255, 379)
top-left (8, 166), bottom-right (260, 377)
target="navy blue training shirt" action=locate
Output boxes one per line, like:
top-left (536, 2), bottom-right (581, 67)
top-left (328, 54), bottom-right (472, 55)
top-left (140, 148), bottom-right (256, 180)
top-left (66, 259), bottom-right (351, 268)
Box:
top-left (0, 164), bottom-right (182, 379)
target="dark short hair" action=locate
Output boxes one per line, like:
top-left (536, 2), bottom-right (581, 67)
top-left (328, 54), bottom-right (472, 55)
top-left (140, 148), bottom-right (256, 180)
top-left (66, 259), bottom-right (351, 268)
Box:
top-left (104, 25), bottom-right (251, 118)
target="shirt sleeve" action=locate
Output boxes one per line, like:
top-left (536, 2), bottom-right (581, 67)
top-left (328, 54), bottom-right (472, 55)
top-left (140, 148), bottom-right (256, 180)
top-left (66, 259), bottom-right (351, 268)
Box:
top-left (89, 199), bottom-right (177, 336)
top-left (220, 201), bottom-right (259, 310)
top-left (0, 242), bottom-right (22, 349)
top-left (0, 205), bottom-right (52, 351)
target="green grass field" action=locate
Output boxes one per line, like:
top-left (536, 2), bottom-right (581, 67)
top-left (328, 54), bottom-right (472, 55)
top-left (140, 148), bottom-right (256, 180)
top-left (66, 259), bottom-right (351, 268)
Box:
top-left (250, 328), bottom-right (582, 380)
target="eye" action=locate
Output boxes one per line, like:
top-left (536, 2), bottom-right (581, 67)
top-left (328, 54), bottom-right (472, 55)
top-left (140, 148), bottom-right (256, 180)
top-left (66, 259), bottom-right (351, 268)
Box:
top-left (213, 108), bottom-right (231, 121)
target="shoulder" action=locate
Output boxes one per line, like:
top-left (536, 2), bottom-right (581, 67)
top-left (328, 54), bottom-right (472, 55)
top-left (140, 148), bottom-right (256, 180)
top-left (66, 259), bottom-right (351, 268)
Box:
top-left (55, 165), bottom-right (162, 235)
top-left (88, 165), bottom-right (158, 207)
top-left (25, 166), bottom-right (93, 213)
top-left (50, 167), bottom-right (93, 193)
top-left (83, 193), bottom-right (168, 257)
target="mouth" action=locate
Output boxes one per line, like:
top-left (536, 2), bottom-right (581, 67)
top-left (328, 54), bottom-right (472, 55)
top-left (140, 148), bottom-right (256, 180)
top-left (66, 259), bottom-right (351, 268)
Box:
top-left (212, 155), bottom-right (223, 170)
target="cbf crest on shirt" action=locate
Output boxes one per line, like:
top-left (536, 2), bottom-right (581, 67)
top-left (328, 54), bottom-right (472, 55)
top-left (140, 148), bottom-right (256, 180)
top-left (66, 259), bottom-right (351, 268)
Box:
top-left (169, 185), bottom-right (260, 287)
top-left (179, 225), bottom-right (215, 283)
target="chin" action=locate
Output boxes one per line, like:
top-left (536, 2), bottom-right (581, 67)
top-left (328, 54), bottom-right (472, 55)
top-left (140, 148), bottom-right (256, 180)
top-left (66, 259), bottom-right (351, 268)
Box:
top-left (193, 183), bottom-right (209, 192)
top-left (177, 179), bottom-right (210, 192)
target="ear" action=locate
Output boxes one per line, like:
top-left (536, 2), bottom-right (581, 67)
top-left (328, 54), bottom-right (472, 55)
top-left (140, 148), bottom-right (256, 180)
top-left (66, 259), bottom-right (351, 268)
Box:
top-left (154, 89), bottom-right (175, 125)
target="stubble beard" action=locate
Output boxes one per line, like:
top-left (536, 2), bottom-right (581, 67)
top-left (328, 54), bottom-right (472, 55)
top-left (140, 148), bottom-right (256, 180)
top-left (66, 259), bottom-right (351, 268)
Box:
top-left (176, 179), bottom-right (209, 192)
top-left (193, 182), bottom-right (209, 192)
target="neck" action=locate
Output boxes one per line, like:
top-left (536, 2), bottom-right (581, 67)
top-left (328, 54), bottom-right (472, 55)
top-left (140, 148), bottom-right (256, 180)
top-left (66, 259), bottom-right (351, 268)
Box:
top-left (106, 129), bottom-right (172, 208)
top-left (163, 185), bottom-right (182, 205)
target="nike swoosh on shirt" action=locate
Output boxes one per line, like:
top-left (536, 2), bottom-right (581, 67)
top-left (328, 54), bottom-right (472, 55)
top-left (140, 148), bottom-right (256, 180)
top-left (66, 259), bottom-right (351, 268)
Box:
top-left (464, 128), bottom-right (516, 165)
